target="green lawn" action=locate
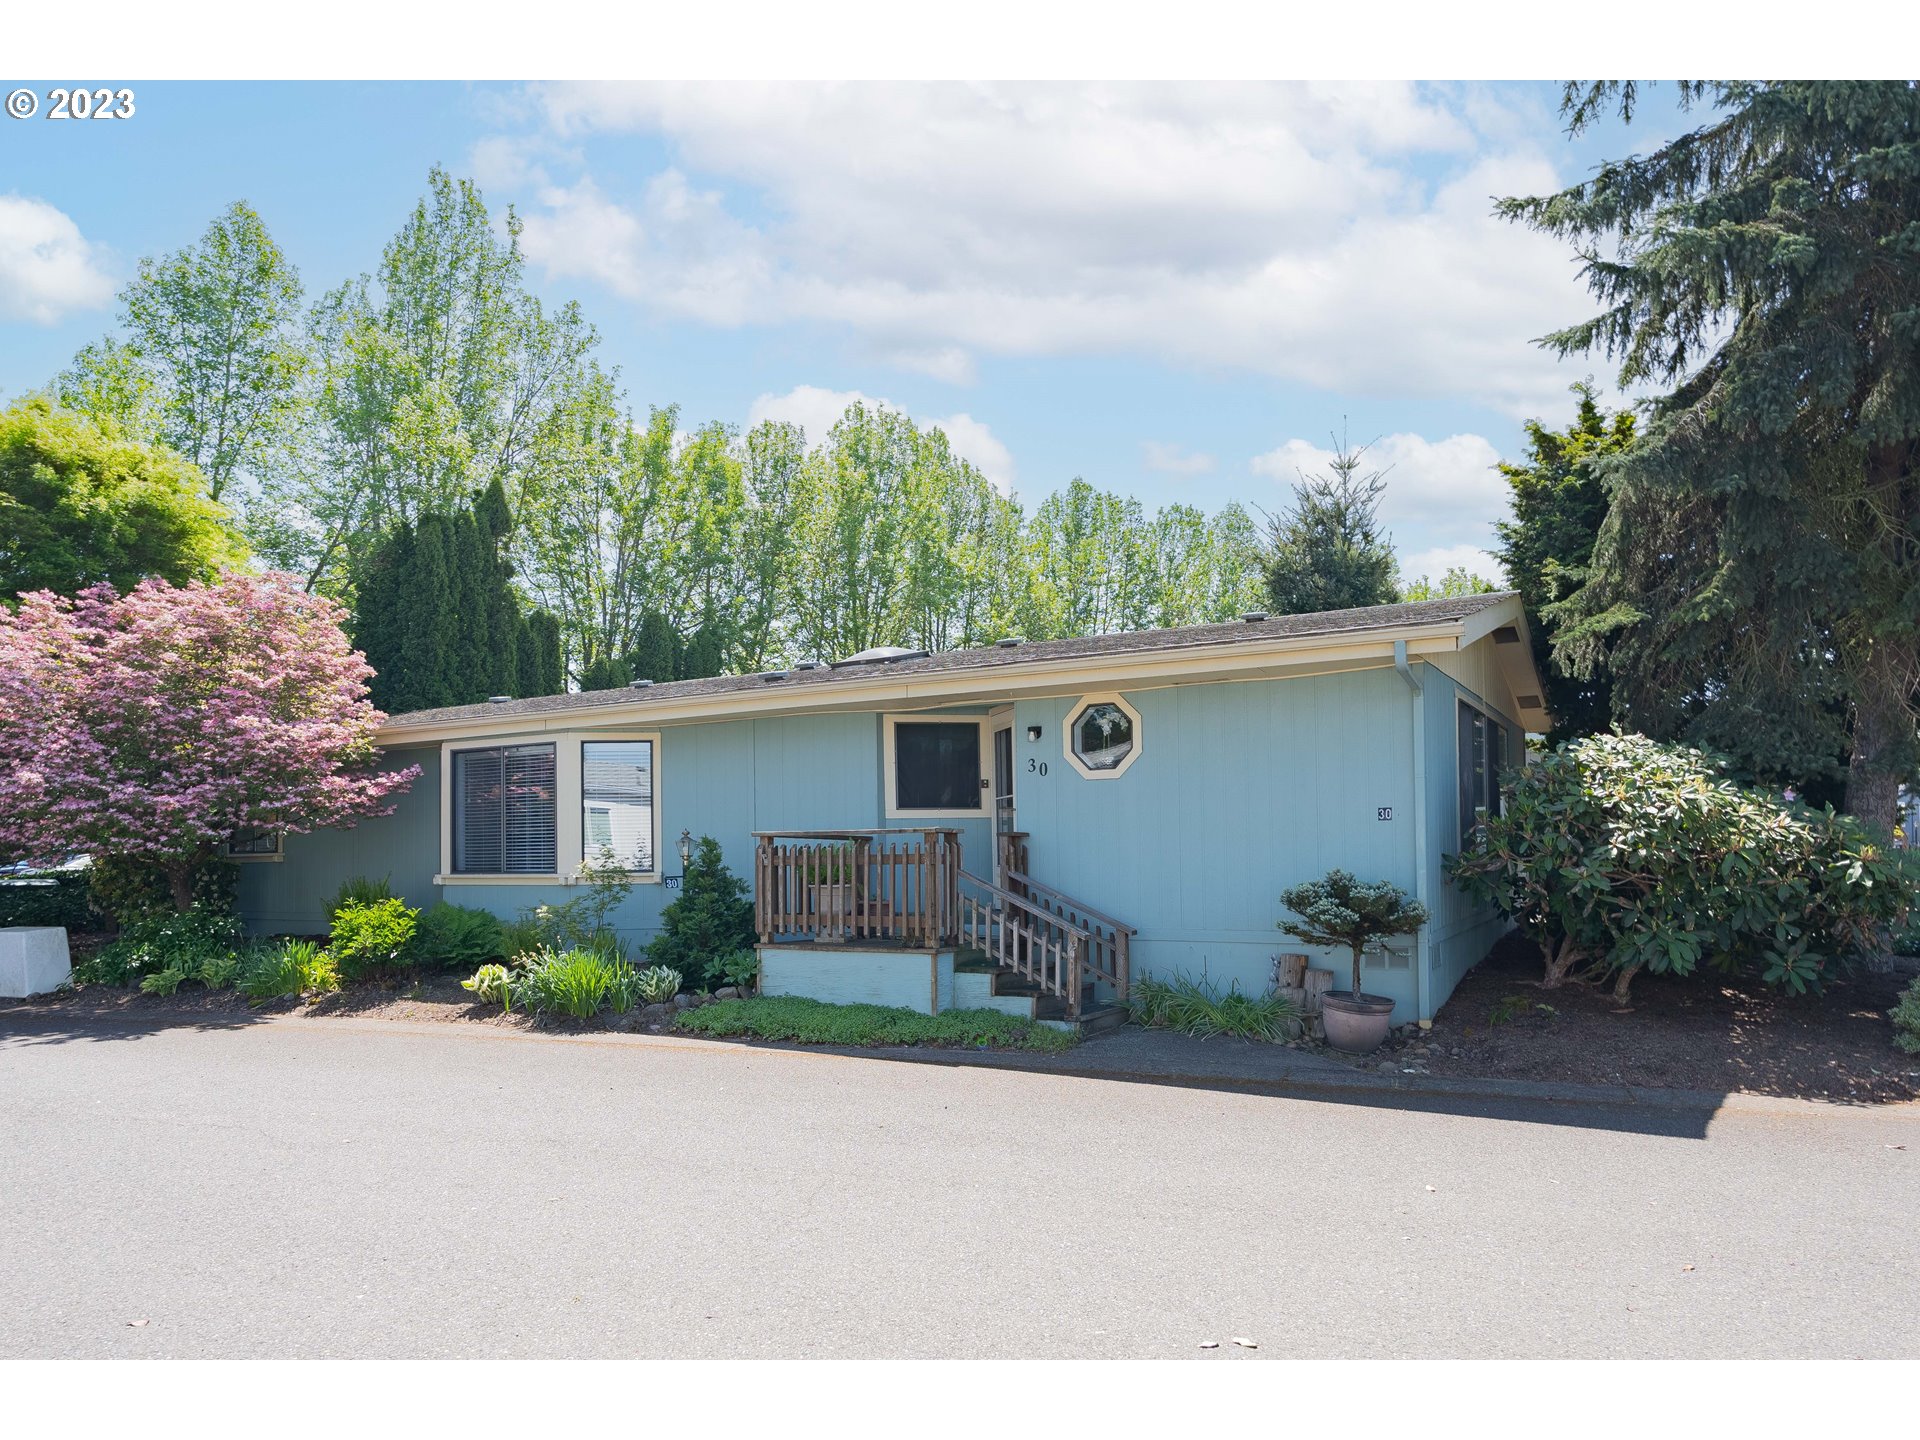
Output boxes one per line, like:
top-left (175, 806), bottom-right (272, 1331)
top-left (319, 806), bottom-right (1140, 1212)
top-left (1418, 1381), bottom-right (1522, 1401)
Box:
top-left (675, 996), bottom-right (1077, 1052)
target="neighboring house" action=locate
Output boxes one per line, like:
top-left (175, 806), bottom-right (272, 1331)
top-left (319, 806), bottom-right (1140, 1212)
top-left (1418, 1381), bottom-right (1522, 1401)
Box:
top-left (232, 593), bottom-right (1546, 1025)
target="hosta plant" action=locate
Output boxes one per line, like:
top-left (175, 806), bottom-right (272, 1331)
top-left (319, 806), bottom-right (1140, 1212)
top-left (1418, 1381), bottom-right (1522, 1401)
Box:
top-left (1445, 733), bottom-right (1913, 1004)
top-left (634, 965), bottom-right (682, 1006)
top-left (462, 963), bottom-right (514, 1014)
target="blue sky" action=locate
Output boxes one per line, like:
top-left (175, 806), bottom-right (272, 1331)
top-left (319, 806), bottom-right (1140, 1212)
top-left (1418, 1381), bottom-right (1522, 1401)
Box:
top-left (0, 80), bottom-right (1690, 581)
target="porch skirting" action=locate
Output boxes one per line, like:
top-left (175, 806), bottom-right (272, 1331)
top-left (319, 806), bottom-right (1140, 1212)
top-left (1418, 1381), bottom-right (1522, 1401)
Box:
top-left (758, 944), bottom-right (958, 1015)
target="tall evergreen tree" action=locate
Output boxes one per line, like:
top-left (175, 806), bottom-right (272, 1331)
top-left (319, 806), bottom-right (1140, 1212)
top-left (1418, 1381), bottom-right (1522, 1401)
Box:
top-left (627, 609), bottom-right (682, 684)
top-left (402, 511), bottom-right (456, 710)
top-left (1263, 436), bottom-right (1400, 616)
top-left (1494, 383), bottom-right (1636, 739)
top-left (1500, 82), bottom-right (1920, 833)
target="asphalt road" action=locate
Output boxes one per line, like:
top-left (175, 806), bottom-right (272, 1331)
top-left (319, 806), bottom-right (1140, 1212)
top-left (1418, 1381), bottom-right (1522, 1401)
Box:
top-left (2, 1011), bottom-right (1916, 1359)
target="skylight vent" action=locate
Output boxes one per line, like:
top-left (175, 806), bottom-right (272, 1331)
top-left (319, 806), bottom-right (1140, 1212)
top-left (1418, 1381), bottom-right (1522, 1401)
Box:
top-left (994, 636), bottom-right (1026, 648)
top-left (628, 678), bottom-right (655, 689)
top-left (1241, 612), bottom-right (1269, 623)
top-left (832, 646), bottom-right (932, 668)
top-left (760, 670), bottom-right (789, 682)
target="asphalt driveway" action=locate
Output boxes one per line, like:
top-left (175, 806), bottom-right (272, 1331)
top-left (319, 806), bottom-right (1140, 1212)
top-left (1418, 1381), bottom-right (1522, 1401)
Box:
top-left (2, 1010), bottom-right (1915, 1359)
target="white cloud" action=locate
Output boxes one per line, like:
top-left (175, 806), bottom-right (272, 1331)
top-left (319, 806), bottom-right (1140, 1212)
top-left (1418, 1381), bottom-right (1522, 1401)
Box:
top-left (1398, 544), bottom-right (1506, 588)
top-left (747, 383), bottom-right (1018, 495)
top-left (494, 82), bottom-right (1593, 416)
top-left (1254, 430), bottom-right (1508, 582)
top-left (1141, 440), bottom-right (1215, 477)
top-left (0, 195), bottom-right (115, 324)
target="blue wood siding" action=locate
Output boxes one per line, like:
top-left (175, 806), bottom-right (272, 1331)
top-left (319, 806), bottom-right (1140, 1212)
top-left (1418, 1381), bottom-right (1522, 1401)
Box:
top-left (1009, 669), bottom-right (1424, 1013)
top-left (238, 659), bottom-right (1516, 1017)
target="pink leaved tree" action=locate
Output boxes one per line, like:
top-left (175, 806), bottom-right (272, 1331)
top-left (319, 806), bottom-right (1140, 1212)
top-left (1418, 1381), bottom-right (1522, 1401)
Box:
top-left (0, 572), bottom-right (419, 911)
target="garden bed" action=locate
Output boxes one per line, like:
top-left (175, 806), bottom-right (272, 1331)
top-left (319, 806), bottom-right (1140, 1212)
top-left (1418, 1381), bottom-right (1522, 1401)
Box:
top-left (1376, 932), bottom-right (1920, 1104)
top-left (4, 973), bottom-right (1076, 1052)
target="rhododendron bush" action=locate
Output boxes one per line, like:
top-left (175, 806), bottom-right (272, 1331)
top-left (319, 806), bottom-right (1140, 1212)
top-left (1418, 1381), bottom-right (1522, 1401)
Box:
top-left (0, 571), bottom-right (418, 910)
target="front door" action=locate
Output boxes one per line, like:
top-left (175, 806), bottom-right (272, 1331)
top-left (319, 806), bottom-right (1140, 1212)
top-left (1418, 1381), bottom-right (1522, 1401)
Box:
top-left (992, 720), bottom-right (1015, 883)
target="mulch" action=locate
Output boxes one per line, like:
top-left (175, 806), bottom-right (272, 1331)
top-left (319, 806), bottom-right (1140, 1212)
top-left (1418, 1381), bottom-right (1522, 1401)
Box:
top-left (1399, 931), bottom-right (1920, 1105)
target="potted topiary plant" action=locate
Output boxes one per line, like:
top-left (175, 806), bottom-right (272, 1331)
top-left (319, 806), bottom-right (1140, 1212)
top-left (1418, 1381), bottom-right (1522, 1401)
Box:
top-left (1278, 869), bottom-right (1428, 1052)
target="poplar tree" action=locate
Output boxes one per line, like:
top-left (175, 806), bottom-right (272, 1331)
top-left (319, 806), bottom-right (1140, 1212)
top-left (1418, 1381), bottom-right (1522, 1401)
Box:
top-left (1501, 82), bottom-right (1920, 832)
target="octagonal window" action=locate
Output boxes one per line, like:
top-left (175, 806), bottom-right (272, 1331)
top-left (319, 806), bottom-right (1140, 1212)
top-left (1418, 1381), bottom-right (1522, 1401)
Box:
top-left (1071, 701), bottom-right (1135, 773)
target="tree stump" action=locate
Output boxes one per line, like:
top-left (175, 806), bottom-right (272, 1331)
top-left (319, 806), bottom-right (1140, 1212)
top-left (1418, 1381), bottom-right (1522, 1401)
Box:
top-left (1302, 968), bottom-right (1334, 1014)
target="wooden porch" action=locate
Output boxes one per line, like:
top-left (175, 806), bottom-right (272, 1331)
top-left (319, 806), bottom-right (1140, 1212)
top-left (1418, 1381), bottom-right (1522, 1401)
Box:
top-left (751, 828), bottom-right (1133, 1020)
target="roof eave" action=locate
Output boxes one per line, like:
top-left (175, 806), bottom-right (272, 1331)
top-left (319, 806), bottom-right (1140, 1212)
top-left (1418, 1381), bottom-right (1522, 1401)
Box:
top-left (373, 614), bottom-right (1483, 747)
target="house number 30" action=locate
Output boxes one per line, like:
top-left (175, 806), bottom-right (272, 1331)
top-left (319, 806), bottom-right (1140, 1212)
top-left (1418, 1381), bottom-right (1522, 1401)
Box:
top-left (1027, 758), bottom-right (1048, 776)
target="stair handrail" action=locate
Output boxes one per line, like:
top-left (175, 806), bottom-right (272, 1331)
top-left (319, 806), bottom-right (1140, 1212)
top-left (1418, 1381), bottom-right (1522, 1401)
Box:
top-left (999, 868), bottom-right (1136, 937)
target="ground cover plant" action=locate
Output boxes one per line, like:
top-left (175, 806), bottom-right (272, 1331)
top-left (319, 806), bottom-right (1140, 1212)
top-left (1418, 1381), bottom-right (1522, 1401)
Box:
top-left (1446, 733), bottom-right (1913, 1004)
top-left (1893, 978), bottom-right (1920, 1056)
top-left (1126, 973), bottom-right (1296, 1041)
top-left (675, 996), bottom-right (1077, 1052)
top-left (76, 904), bottom-right (244, 988)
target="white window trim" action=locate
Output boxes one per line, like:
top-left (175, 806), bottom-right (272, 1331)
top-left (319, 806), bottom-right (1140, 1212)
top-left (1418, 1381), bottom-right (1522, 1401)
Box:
top-left (223, 831), bottom-right (284, 863)
top-left (1062, 691), bottom-right (1144, 779)
top-left (437, 729), bottom-right (662, 887)
top-left (883, 713), bottom-right (991, 820)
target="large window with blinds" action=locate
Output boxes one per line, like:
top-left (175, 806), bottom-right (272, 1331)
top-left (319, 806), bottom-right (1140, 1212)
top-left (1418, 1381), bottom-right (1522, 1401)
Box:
top-left (1457, 702), bottom-right (1509, 847)
top-left (452, 743), bottom-right (558, 874)
top-left (582, 740), bottom-right (655, 874)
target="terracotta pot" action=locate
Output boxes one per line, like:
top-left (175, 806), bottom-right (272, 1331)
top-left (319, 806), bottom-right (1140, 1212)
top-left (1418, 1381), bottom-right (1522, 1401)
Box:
top-left (1320, 990), bottom-right (1395, 1053)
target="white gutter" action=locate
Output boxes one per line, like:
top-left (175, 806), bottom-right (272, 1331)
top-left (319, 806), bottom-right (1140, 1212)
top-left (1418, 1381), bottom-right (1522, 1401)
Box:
top-left (1394, 639), bottom-right (1429, 1025)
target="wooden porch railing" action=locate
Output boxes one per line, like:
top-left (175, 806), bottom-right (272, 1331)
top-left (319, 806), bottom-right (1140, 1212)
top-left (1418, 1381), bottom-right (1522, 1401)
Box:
top-left (753, 829), bottom-right (962, 946)
top-left (955, 870), bottom-right (1131, 1018)
top-left (1002, 867), bottom-right (1134, 1006)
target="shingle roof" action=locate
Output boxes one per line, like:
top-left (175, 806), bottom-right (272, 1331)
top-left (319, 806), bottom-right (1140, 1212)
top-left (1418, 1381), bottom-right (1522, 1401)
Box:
top-left (382, 591), bottom-right (1517, 731)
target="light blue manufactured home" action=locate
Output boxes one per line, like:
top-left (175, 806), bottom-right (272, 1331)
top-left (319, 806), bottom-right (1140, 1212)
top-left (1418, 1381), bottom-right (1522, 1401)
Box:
top-left (233, 593), bottom-right (1546, 1025)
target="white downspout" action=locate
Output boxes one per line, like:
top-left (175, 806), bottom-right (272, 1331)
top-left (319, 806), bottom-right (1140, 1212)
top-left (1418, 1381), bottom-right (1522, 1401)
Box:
top-left (1393, 641), bottom-right (1428, 1024)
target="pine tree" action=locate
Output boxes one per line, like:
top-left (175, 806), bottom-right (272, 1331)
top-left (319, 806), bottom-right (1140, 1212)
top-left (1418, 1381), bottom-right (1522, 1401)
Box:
top-left (525, 609), bottom-right (563, 695)
top-left (627, 609), bottom-right (682, 684)
top-left (680, 610), bottom-right (729, 680)
top-left (1263, 435), bottom-right (1400, 616)
top-left (1501, 82), bottom-right (1920, 832)
top-left (1494, 383), bottom-right (1635, 739)
top-left (646, 835), bottom-right (754, 992)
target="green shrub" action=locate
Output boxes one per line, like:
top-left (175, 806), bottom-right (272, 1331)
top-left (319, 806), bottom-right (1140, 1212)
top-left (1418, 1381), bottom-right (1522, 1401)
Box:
top-left (412, 902), bottom-right (505, 971)
top-left (1445, 733), bottom-right (1915, 1004)
top-left (517, 947), bottom-right (617, 1018)
top-left (329, 898), bottom-right (419, 981)
top-left (633, 964), bottom-right (681, 1005)
top-left (1126, 973), bottom-right (1297, 1041)
top-left (499, 917), bottom-right (548, 962)
top-left (705, 948), bottom-right (759, 994)
top-left (238, 939), bottom-right (337, 1004)
top-left (513, 847), bottom-right (632, 953)
top-left (1892, 978), bottom-right (1920, 1055)
top-left (676, 996), bottom-right (1076, 1052)
top-left (462, 963), bottom-right (514, 1013)
top-left (327, 875), bottom-right (394, 922)
top-left (86, 905), bottom-right (244, 988)
top-left (1279, 870), bottom-right (1428, 1002)
top-left (88, 856), bottom-right (236, 928)
top-left (0, 868), bottom-right (97, 929)
top-left (647, 836), bottom-right (753, 991)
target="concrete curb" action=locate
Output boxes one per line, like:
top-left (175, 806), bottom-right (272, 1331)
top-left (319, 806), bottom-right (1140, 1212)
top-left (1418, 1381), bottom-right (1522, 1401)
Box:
top-left (5, 998), bottom-right (1914, 1119)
